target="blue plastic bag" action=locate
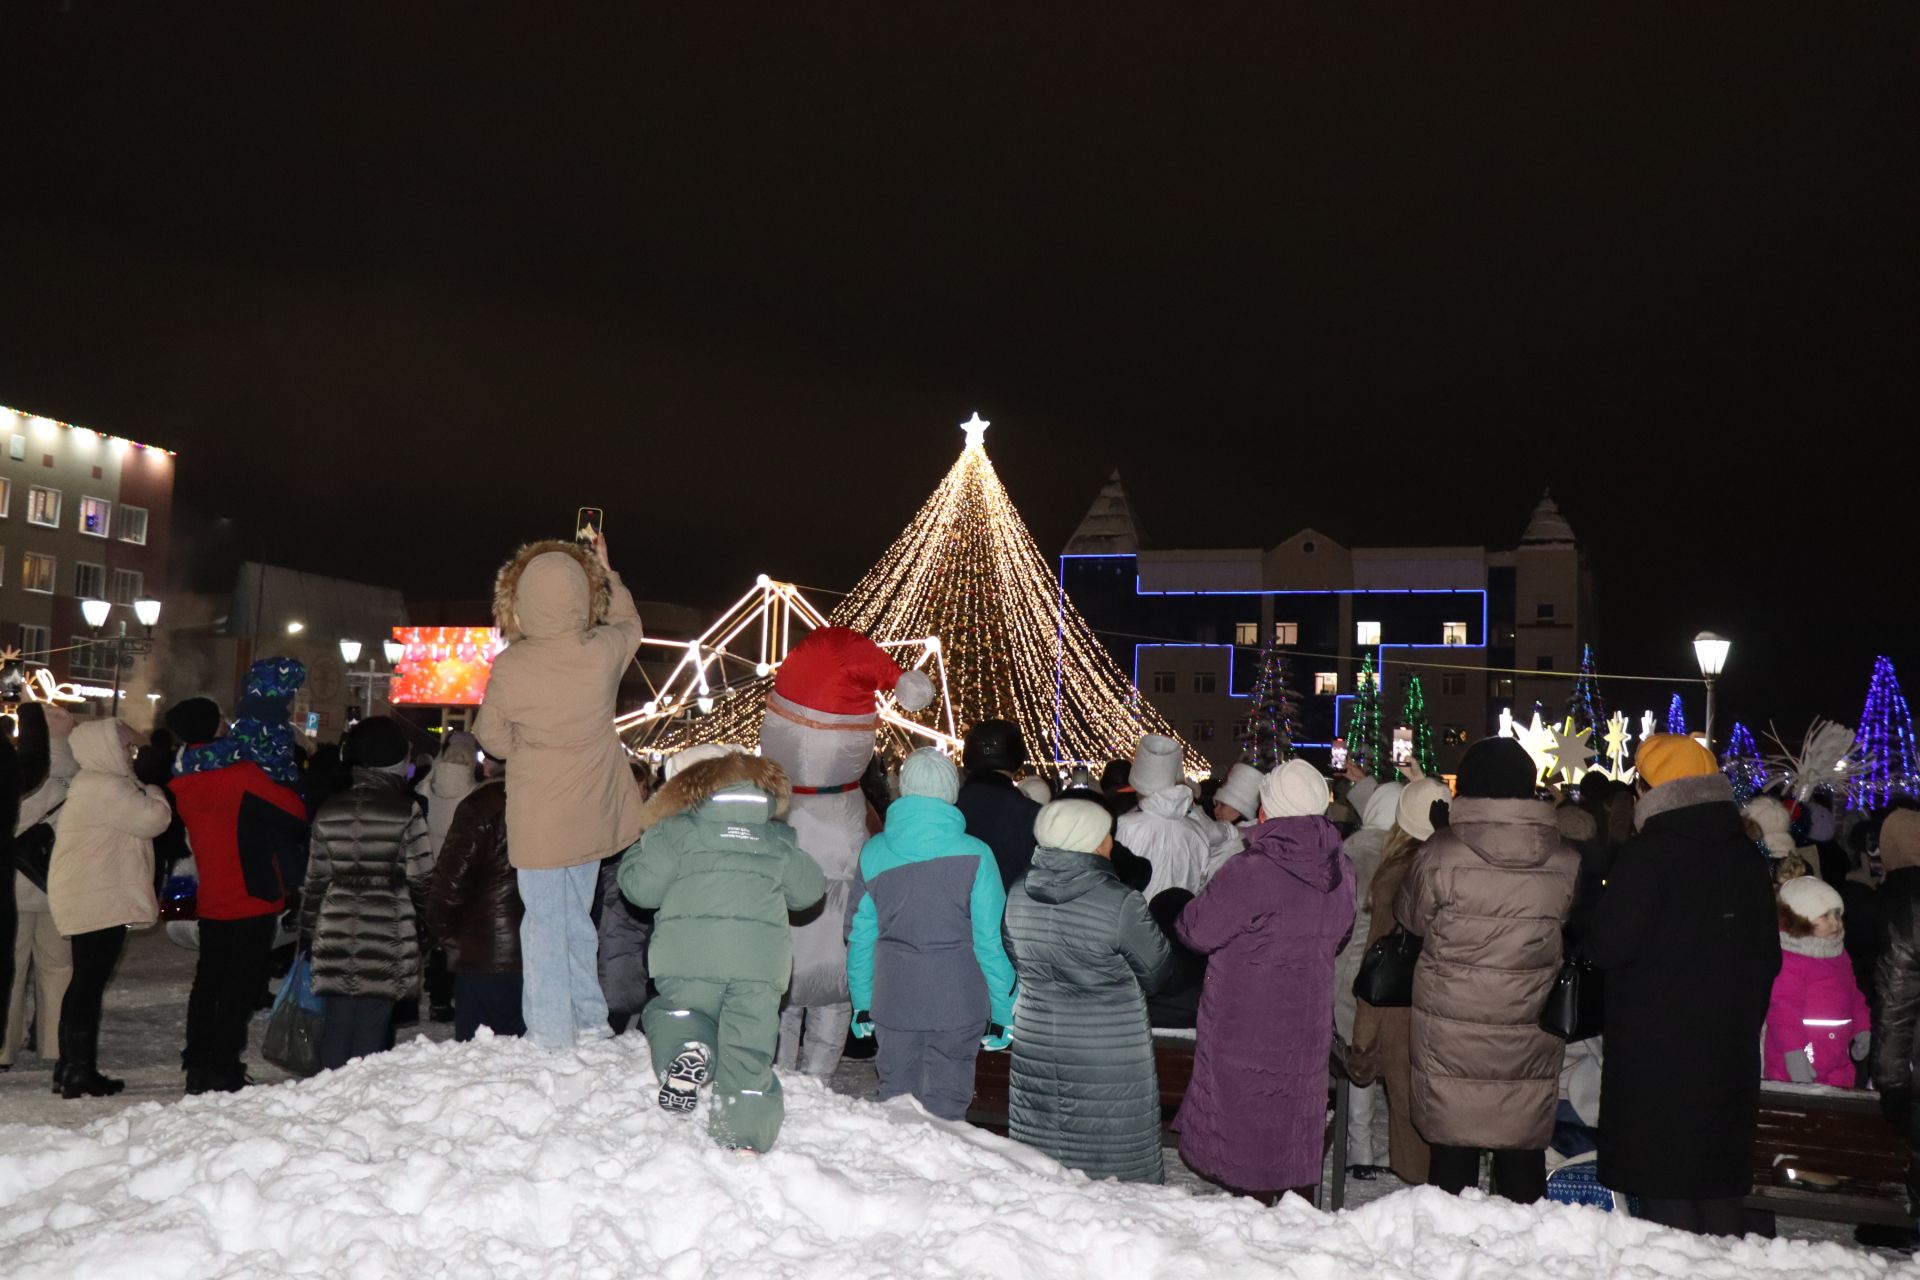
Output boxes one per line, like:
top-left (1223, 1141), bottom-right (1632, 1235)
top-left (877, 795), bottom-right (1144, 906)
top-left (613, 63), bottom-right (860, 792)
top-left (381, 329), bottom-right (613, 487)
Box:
top-left (262, 951), bottom-right (326, 1076)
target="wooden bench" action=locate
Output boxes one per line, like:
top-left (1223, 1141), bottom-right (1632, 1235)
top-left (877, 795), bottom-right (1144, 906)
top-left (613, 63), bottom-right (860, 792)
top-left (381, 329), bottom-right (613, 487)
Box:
top-left (967, 1030), bottom-right (1351, 1208)
top-left (1747, 1083), bottom-right (1911, 1228)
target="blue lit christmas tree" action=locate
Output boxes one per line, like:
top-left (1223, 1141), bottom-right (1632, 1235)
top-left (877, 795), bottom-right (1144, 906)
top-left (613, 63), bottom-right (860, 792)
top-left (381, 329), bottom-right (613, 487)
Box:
top-left (1666, 693), bottom-right (1687, 737)
top-left (1721, 722), bottom-right (1769, 803)
top-left (1565, 644), bottom-right (1607, 734)
top-left (1849, 656), bottom-right (1919, 810)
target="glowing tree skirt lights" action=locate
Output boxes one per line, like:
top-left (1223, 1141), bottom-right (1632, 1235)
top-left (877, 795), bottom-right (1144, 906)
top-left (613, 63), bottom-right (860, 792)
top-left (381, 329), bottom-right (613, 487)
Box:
top-left (830, 414), bottom-right (1205, 775)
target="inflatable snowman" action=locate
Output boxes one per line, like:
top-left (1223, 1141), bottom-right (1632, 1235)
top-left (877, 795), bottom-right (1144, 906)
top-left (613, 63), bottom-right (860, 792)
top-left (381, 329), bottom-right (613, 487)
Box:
top-left (759, 626), bottom-right (935, 1077)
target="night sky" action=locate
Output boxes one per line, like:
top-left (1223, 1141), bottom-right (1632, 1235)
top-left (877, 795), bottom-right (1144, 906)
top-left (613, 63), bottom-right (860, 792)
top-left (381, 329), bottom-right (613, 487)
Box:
top-left (1, 5), bottom-right (1911, 735)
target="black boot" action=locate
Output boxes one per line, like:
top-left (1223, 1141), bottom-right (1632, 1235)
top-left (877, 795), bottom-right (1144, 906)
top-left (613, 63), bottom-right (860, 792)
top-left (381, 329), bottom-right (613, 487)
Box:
top-left (62, 1067), bottom-right (126, 1099)
top-left (50, 1059), bottom-right (66, 1094)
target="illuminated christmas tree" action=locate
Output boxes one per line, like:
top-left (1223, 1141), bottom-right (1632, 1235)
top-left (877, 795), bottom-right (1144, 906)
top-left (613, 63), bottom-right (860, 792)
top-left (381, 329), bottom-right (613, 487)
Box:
top-left (1666, 693), bottom-right (1687, 737)
top-left (831, 414), bottom-right (1205, 773)
top-left (1849, 655), bottom-right (1919, 810)
top-left (1348, 652), bottom-right (1390, 782)
top-left (1565, 644), bottom-right (1606, 734)
top-left (1721, 722), bottom-right (1769, 803)
top-left (1401, 673), bottom-right (1438, 775)
top-left (1239, 638), bottom-right (1300, 770)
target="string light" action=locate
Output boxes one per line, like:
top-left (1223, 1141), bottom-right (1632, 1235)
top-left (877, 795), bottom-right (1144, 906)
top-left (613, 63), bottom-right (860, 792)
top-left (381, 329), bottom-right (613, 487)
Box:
top-left (1722, 721), bottom-right (1769, 803)
top-left (1665, 693), bottom-right (1687, 737)
top-left (1238, 637), bottom-right (1300, 769)
top-left (829, 414), bottom-right (1206, 774)
top-left (1849, 655), bottom-right (1919, 810)
top-left (1401, 673), bottom-right (1438, 775)
top-left (1, 402), bottom-right (178, 456)
top-left (1344, 652), bottom-right (1389, 781)
top-left (1566, 643), bottom-right (1606, 734)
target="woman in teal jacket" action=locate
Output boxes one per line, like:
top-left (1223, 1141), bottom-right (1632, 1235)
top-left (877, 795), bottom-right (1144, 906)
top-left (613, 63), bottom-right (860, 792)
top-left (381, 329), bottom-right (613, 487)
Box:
top-left (847, 749), bottom-right (1016, 1120)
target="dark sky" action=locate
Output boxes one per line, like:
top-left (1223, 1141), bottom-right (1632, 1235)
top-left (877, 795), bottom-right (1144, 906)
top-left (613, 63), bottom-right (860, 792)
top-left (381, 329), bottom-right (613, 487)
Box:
top-left (1, 4), bottom-right (1912, 735)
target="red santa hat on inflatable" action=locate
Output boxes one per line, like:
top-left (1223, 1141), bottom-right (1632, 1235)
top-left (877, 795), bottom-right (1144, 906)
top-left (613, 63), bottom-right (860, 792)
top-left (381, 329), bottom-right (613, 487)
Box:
top-left (768, 626), bottom-right (936, 727)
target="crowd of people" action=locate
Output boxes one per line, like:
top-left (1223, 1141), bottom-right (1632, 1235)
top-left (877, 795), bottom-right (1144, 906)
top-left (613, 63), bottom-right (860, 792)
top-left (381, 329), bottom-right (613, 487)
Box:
top-left (6, 536), bottom-right (1920, 1252)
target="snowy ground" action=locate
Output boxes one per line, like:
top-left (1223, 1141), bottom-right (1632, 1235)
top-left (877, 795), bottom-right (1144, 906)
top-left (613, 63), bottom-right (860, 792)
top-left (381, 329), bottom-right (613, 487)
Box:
top-left (2, 931), bottom-right (1916, 1278)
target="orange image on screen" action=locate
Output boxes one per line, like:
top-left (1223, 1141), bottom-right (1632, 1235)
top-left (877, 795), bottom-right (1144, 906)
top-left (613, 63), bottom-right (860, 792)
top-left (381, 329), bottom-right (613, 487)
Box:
top-left (387, 627), bottom-right (506, 705)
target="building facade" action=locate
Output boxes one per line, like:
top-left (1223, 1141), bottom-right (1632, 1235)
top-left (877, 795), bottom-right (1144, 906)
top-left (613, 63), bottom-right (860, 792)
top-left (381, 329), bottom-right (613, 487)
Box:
top-left (1060, 474), bottom-right (1594, 777)
top-left (1, 403), bottom-right (175, 711)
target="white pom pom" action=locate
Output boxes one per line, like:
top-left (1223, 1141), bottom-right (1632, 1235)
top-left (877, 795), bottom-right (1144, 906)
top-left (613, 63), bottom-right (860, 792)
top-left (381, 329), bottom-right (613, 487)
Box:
top-left (893, 669), bottom-right (935, 712)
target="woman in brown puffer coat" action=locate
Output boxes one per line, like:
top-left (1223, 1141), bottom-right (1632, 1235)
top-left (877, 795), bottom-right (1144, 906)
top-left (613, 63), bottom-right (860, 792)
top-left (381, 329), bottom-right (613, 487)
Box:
top-left (1394, 738), bottom-right (1577, 1204)
top-left (1347, 777), bottom-right (1450, 1186)
top-left (426, 773), bottom-right (524, 1041)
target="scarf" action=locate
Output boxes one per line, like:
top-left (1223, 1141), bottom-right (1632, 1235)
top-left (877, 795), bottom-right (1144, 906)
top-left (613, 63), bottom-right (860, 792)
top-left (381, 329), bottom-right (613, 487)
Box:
top-left (1780, 932), bottom-right (1845, 960)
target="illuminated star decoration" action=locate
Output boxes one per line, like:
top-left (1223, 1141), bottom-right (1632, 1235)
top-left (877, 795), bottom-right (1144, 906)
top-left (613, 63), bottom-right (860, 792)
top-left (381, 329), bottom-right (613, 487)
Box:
top-left (831, 415), bottom-right (1205, 774)
top-left (1601, 711), bottom-right (1636, 782)
top-left (1640, 710), bottom-right (1657, 745)
top-left (1503, 709), bottom-right (1560, 784)
top-left (1548, 722), bottom-right (1597, 782)
top-left (960, 412), bottom-right (990, 451)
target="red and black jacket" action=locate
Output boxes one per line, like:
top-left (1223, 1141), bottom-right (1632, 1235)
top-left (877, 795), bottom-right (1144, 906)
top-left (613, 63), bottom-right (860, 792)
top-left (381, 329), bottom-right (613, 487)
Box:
top-left (170, 762), bottom-right (312, 920)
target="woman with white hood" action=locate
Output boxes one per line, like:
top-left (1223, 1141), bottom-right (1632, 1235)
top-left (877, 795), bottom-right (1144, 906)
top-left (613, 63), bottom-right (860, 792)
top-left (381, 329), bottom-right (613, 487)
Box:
top-left (1333, 777), bottom-right (1403, 1179)
top-left (4, 704), bottom-right (77, 1076)
top-left (1116, 734), bottom-right (1216, 906)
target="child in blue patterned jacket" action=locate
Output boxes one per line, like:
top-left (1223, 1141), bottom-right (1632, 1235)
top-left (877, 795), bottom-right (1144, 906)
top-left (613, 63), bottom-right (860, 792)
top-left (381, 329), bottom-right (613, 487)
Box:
top-left (846, 748), bottom-right (1017, 1121)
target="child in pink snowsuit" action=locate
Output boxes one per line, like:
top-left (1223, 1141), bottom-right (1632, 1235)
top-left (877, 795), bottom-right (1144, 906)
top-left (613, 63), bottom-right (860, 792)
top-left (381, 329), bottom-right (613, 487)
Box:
top-left (1763, 875), bottom-right (1871, 1088)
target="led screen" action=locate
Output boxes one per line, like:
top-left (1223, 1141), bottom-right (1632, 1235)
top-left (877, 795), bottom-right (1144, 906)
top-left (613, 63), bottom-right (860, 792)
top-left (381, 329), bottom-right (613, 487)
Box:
top-left (386, 627), bottom-right (505, 705)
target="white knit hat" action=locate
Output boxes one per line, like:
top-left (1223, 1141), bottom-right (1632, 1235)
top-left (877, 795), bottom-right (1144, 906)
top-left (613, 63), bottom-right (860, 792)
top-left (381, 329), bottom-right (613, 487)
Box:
top-left (1015, 776), bottom-right (1053, 806)
top-left (1214, 762), bottom-right (1263, 819)
top-left (1395, 777), bottom-right (1452, 841)
top-left (1259, 759), bottom-right (1331, 819)
top-left (1130, 734), bottom-right (1184, 794)
top-left (898, 747), bottom-right (960, 804)
top-left (1778, 874), bottom-right (1844, 922)
top-left (1033, 798), bottom-right (1113, 854)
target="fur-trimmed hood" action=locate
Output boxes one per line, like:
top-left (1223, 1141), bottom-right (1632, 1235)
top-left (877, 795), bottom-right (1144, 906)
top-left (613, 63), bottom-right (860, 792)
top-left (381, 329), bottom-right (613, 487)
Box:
top-left (493, 540), bottom-right (612, 642)
top-left (636, 752), bottom-right (792, 833)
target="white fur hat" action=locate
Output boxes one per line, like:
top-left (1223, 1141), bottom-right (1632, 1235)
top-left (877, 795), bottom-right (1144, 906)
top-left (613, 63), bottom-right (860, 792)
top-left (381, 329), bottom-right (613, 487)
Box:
top-left (1744, 795), bottom-right (1797, 858)
top-left (1778, 874), bottom-right (1843, 922)
top-left (1131, 734), bottom-right (1184, 795)
top-left (663, 742), bottom-right (747, 781)
top-left (1215, 762), bottom-right (1264, 819)
top-left (1016, 776), bottom-right (1053, 806)
top-left (1259, 759), bottom-right (1331, 819)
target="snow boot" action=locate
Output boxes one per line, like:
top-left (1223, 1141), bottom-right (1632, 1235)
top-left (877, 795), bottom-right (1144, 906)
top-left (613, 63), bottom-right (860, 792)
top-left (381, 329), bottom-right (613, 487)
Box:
top-left (62, 1067), bottom-right (126, 1099)
top-left (658, 1043), bottom-right (711, 1115)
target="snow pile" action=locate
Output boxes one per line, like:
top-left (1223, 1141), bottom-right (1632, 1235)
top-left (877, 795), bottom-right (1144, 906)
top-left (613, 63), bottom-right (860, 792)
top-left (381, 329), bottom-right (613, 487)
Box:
top-left (0, 1035), bottom-right (1909, 1279)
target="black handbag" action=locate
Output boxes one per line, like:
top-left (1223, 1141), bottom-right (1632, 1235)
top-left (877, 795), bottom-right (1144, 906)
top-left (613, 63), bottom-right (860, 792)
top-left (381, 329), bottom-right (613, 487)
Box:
top-left (13, 821), bottom-right (57, 894)
top-left (1353, 927), bottom-right (1422, 1008)
top-left (1539, 956), bottom-right (1605, 1042)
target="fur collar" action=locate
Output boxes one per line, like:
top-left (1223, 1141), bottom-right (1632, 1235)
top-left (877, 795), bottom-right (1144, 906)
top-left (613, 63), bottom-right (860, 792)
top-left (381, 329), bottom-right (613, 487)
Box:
top-left (1635, 771), bottom-right (1734, 828)
top-left (636, 752), bottom-right (791, 832)
top-left (492, 540), bottom-right (612, 641)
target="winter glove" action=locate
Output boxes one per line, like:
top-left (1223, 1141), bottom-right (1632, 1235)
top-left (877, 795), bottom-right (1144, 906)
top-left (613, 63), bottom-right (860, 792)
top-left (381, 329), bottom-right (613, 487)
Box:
top-left (1784, 1049), bottom-right (1815, 1084)
top-left (981, 1022), bottom-right (1013, 1052)
top-left (850, 1011), bottom-right (874, 1041)
top-left (1852, 1031), bottom-right (1872, 1062)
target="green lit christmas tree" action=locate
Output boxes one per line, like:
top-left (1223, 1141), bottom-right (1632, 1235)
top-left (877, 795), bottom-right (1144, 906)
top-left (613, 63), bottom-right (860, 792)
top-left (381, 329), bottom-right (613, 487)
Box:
top-left (1401, 673), bottom-right (1438, 776)
top-left (1349, 652), bottom-right (1391, 782)
top-left (1238, 637), bottom-right (1301, 770)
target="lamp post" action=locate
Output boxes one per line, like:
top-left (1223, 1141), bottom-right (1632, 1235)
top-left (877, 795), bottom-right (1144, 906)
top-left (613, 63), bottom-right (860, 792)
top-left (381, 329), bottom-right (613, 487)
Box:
top-left (1693, 630), bottom-right (1730, 750)
top-left (341, 638), bottom-right (405, 720)
top-left (82, 598), bottom-right (163, 714)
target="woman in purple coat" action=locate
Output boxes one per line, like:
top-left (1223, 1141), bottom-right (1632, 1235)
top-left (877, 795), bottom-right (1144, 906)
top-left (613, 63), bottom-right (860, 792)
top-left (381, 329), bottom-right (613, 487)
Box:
top-left (1173, 759), bottom-right (1355, 1203)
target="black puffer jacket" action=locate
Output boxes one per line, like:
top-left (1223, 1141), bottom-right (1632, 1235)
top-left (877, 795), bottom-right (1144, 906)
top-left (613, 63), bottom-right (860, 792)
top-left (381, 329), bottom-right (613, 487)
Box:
top-left (1587, 773), bottom-right (1780, 1199)
top-left (299, 769), bottom-right (433, 1000)
top-left (426, 781), bottom-right (522, 975)
top-left (957, 771), bottom-right (1041, 890)
top-left (1002, 847), bottom-right (1175, 1183)
top-left (1871, 861), bottom-right (1920, 1209)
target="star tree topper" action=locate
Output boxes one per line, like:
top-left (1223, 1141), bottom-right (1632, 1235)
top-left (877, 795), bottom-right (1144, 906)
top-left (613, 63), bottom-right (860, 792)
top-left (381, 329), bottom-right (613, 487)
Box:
top-left (960, 412), bottom-right (990, 450)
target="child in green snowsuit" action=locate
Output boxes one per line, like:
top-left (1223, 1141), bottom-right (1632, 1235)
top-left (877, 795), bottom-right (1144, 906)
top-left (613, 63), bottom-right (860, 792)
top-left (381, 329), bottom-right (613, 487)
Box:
top-left (619, 750), bottom-right (825, 1153)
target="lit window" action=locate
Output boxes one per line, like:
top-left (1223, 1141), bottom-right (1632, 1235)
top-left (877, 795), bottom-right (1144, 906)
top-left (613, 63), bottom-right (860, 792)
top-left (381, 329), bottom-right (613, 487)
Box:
top-left (75, 561), bottom-right (106, 600)
top-left (1193, 720), bottom-right (1216, 742)
top-left (0, 476), bottom-right (10, 517)
top-left (1151, 671), bottom-right (1176, 694)
top-left (1234, 622), bottom-right (1259, 646)
top-left (1273, 622), bottom-right (1298, 645)
top-left (1193, 671), bottom-right (1217, 694)
top-left (1442, 621), bottom-right (1468, 646)
top-left (1536, 655), bottom-right (1555, 671)
top-left (1536, 602), bottom-right (1556, 620)
top-left (8, 434), bottom-right (25, 461)
top-left (118, 504), bottom-right (149, 545)
top-left (19, 624), bottom-right (50, 659)
top-left (111, 568), bottom-right (144, 605)
top-left (70, 636), bottom-right (118, 679)
top-left (1441, 673), bottom-right (1468, 696)
top-left (27, 486), bottom-right (61, 528)
top-left (22, 552), bottom-right (56, 593)
top-left (1494, 676), bottom-right (1514, 699)
top-left (1356, 621), bottom-right (1381, 646)
top-left (78, 496), bottom-right (112, 538)
top-left (1314, 672), bottom-right (1338, 696)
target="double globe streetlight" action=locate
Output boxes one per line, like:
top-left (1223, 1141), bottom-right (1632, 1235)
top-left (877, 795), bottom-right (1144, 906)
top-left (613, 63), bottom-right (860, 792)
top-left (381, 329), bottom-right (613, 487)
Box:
top-left (339, 637), bottom-right (407, 719)
top-left (79, 597), bottom-right (163, 712)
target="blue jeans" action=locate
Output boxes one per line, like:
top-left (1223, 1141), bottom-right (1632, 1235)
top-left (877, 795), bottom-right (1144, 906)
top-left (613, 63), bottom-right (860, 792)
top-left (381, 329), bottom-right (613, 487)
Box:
top-left (517, 865), bottom-right (609, 1050)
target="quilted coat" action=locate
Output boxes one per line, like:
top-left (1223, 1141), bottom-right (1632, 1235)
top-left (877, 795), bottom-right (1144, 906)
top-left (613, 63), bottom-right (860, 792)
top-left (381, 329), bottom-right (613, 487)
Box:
top-left (426, 780), bottom-right (522, 974)
top-left (1395, 797), bottom-right (1578, 1151)
top-left (1173, 814), bottom-right (1355, 1191)
top-left (1002, 846), bottom-right (1175, 1183)
top-left (473, 540), bottom-right (646, 871)
top-left (1763, 942), bottom-right (1871, 1087)
top-left (298, 769), bottom-right (434, 1000)
top-left (47, 721), bottom-right (173, 938)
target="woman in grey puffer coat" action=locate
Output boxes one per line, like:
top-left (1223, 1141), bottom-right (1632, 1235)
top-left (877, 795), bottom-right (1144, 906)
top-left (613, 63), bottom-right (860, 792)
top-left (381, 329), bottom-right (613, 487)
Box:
top-left (299, 719), bottom-right (433, 1071)
top-left (1003, 798), bottom-right (1175, 1183)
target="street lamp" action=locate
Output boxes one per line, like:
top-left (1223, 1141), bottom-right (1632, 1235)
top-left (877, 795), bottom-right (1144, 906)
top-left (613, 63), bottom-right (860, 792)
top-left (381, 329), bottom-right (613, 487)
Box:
top-left (382, 639), bottom-right (405, 665)
top-left (80, 598), bottom-right (112, 630)
top-left (81, 597), bottom-right (161, 714)
top-left (339, 639), bottom-right (363, 664)
top-left (134, 598), bottom-right (162, 628)
top-left (1693, 630), bottom-right (1731, 750)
